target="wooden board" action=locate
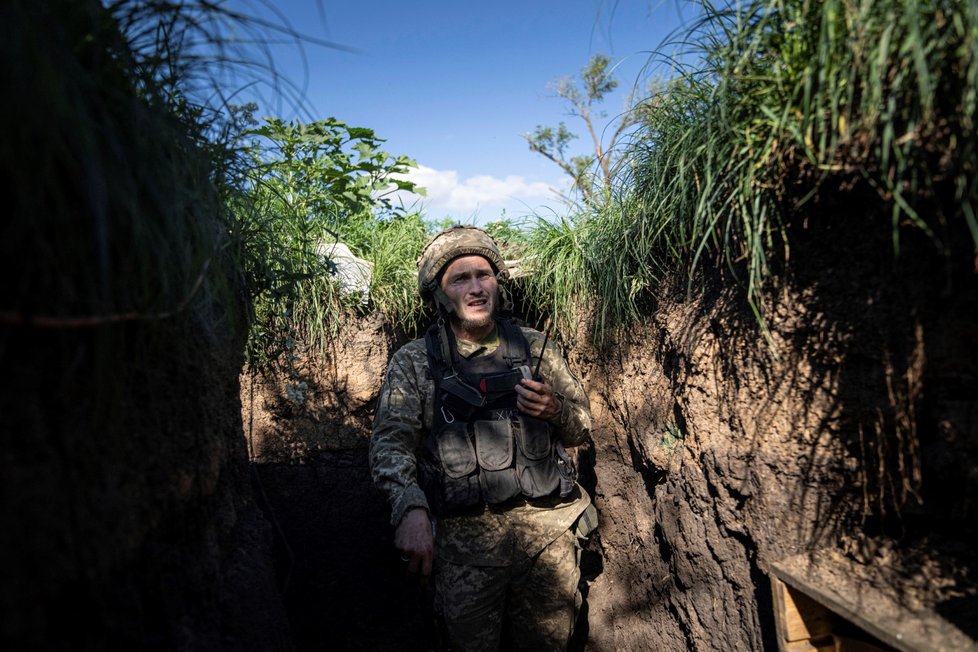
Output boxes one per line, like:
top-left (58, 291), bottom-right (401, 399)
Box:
top-left (771, 575), bottom-right (836, 644)
top-left (770, 552), bottom-right (978, 652)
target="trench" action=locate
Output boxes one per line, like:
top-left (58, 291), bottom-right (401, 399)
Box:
top-left (242, 219), bottom-right (978, 651)
top-left (7, 3), bottom-right (978, 650)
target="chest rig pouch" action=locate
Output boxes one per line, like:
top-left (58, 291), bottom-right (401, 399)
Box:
top-left (418, 318), bottom-right (577, 516)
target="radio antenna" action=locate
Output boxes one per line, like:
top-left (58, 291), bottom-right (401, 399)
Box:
top-left (534, 318), bottom-right (553, 378)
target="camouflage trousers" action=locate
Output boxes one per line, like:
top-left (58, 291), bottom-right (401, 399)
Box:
top-left (435, 528), bottom-right (581, 652)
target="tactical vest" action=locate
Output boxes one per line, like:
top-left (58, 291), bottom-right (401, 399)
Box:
top-left (418, 318), bottom-right (577, 516)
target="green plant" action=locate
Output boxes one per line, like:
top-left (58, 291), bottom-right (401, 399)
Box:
top-left (525, 54), bottom-right (660, 204)
top-left (660, 421), bottom-right (684, 450)
top-left (521, 0), bottom-right (978, 338)
top-left (484, 218), bottom-right (530, 249)
top-left (519, 215), bottom-right (592, 336)
top-left (2, 0), bottom-right (433, 380)
top-left (362, 212), bottom-right (430, 332)
top-left (2, 1), bottom-right (238, 332)
top-left (236, 117), bottom-right (424, 365)
top-left (653, 0), bottom-right (972, 303)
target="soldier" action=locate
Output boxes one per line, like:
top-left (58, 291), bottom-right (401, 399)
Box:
top-left (369, 226), bottom-right (595, 651)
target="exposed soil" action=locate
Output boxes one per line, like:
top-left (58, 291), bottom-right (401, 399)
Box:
top-left (1, 311), bottom-right (291, 651)
top-left (2, 4), bottom-right (292, 646)
top-left (244, 216), bottom-right (977, 651)
top-left (6, 219), bottom-right (973, 650)
top-left (6, 4), bottom-right (976, 649)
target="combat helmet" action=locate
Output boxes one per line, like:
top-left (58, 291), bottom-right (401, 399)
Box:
top-left (417, 226), bottom-right (509, 313)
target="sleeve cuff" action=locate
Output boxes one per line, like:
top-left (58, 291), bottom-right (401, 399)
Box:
top-left (390, 484), bottom-right (430, 527)
top-left (546, 391), bottom-right (566, 427)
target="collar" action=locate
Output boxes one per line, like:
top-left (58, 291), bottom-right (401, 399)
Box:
top-left (456, 324), bottom-right (499, 359)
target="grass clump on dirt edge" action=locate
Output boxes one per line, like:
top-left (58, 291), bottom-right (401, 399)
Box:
top-left (521, 0), bottom-right (978, 340)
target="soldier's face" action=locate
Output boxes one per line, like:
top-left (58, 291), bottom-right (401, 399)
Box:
top-left (440, 255), bottom-right (498, 329)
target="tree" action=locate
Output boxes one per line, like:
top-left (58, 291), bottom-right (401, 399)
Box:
top-left (525, 53), bottom-right (651, 204)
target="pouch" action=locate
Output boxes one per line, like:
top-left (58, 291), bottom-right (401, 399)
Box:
top-left (473, 419), bottom-right (520, 503)
top-left (514, 415), bottom-right (560, 498)
top-left (430, 422), bottom-right (480, 512)
top-left (473, 419), bottom-right (514, 471)
top-left (478, 365), bottom-right (530, 407)
top-left (515, 415), bottom-right (552, 461)
top-left (480, 468), bottom-right (521, 503)
top-left (554, 440), bottom-right (578, 497)
top-left (437, 422), bottom-right (477, 478)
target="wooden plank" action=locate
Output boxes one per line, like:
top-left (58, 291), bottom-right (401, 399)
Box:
top-left (781, 640), bottom-right (836, 652)
top-left (782, 635), bottom-right (886, 652)
top-left (771, 575), bottom-right (836, 643)
top-left (770, 552), bottom-right (978, 652)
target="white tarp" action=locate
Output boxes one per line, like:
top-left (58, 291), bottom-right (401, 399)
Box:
top-left (315, 240), bottom-right (373, 301)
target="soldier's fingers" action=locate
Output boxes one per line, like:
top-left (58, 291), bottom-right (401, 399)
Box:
top-left (518, 398), bottom-right (543, 418)
top-left (517, 384), bottom-right (548, 405)
top-left (519, 378), bottom-right (551, 395)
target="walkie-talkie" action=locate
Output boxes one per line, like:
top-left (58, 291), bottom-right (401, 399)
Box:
top-left (532, 319), bottom-right (553, 381)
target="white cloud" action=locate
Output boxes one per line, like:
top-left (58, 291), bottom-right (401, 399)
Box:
top-left (392, 165), bottom-right (572, 222)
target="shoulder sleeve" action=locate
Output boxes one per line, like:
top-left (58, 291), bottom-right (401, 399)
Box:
top-left (522, 327), bottom-right (591, 447)
top-left (368, 341), bottom-right (431, 526)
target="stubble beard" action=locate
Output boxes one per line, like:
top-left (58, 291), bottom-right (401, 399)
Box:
top-left (457, 311), bottom-right (494, 332)
top-left (452, 294), bottom-right (496, 333)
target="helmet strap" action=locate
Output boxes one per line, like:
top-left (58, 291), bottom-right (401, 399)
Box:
top-left (435, 314), bottom-right (459, 369)
top-left (432, 286), bottom-right (457, 315)
top-left (497, 284), bottom-right (514, 315)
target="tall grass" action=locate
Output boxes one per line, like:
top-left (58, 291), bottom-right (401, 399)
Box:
top-left (363, 213), bottom-right (430, 332)
top-left (520, 215), bottom-right (592, 335)
top-left (2, 1), bottom-right (235, 333)
top-left (521, 205), bottom-right (651, 338)
top-left (522, 0), bottom-right (978, 337)
top-left (1, 1), bottom-right (429, 373)
top-left (108, 2), bottom-right (429, 369)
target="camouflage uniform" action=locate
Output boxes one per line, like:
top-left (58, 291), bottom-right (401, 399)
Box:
top-left (370, 324), bottom-right (592, 651)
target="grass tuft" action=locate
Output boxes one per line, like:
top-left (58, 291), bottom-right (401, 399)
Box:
top-left (520, 0), bottom-right (978, 339)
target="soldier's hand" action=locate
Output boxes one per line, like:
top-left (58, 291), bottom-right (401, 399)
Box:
top-left (516, 377), bottom-right (562, 420)
top-left (395, 507), bottom-right (433, 579)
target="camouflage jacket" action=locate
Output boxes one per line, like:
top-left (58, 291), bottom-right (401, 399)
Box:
top-left (369, 322), bottom-right (592, 564)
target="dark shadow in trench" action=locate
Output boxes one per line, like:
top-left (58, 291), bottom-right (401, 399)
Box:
top-left (253, 450), bottom-right (427, 652)
top-left (759, 182), bottom-right (977, 637)
top-left (785, 187), bottom-right (978, 581)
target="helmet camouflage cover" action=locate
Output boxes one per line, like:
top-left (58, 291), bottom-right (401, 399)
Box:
top-left (417, 226), bottom-right (509, 311)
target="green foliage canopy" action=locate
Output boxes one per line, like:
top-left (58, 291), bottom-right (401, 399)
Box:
top-left (235, 116), bottom-right (427, 366)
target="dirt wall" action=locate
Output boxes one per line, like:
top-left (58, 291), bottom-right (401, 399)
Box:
top-left (1, 4), bottom-right (290, 645)
top-left (244, 218), bottom-right (977, 651)
top-left (577, 218), bottom-right (978, 650)
top-left (0, 310), bottom-right (290, 650)
top-left (243, 313), bottom-right (426, 651)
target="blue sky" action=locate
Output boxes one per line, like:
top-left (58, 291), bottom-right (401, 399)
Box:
top-left (228, 0), bottom-right (697, 224)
